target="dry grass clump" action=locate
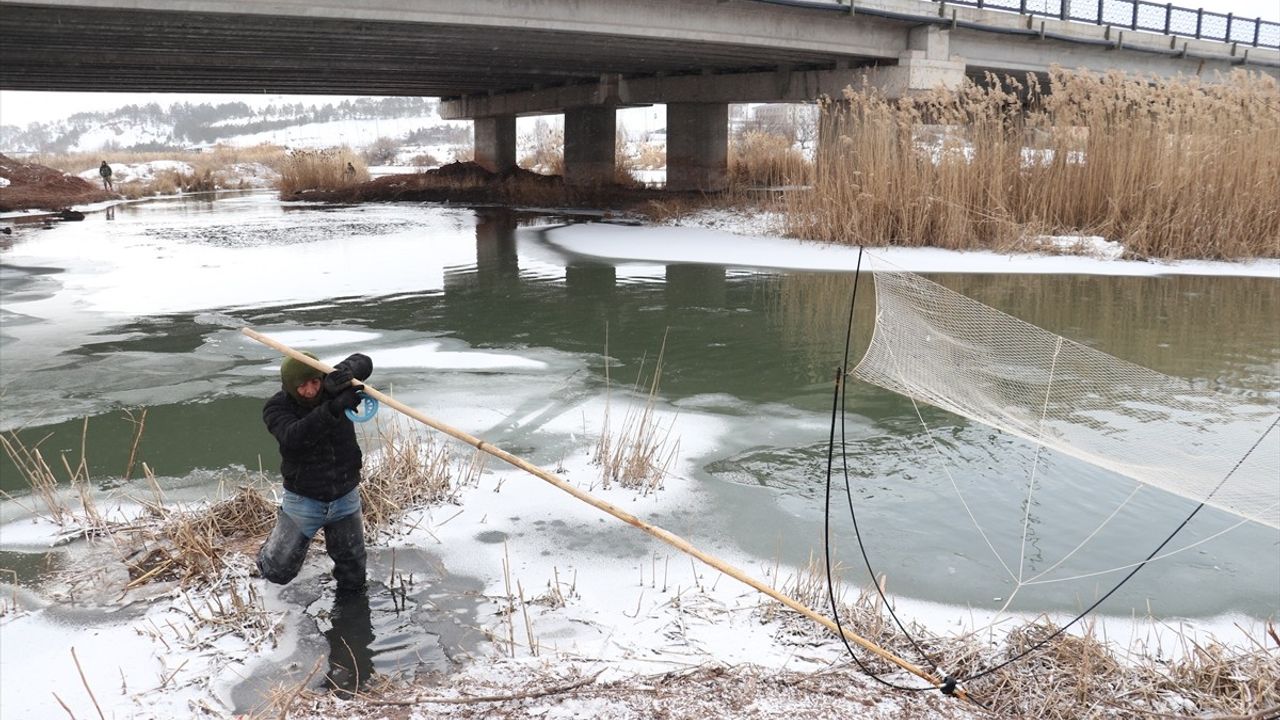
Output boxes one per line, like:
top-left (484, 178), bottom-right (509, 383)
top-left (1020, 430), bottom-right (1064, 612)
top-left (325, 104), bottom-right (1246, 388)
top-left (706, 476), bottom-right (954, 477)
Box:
top-left (276, 147), bottom-right (369, 194)
top-left (758, 555), bottom-right (1279, 717)
top-left (593, 332), bottom-right (679, 494)
top-left (967, 620), bottom-right (1280, 719)
top-left (730, 130), bottom-right (812, 188)
top-left (126, 473), bottom-right (277, 587)
top-left (1, 422), bottom-right (109, 533)
top-left (519, 122), bottom-right (565, 176)
top-left (358, 418), bottom-right (457, 536)
top-left (631, 142), bottom-right (666, 170)
top-left (791, 69), bottom-right (1280, 260)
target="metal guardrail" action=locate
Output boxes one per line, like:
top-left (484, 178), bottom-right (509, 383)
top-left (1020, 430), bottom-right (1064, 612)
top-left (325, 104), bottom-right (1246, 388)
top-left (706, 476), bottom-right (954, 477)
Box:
top-left (936, 0), bottom-right (1280, 50)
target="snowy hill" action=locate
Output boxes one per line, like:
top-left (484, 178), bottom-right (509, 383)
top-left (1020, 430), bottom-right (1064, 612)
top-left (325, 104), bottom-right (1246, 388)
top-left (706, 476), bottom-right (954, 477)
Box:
top-left (0, 97), bottom-right (467, 154)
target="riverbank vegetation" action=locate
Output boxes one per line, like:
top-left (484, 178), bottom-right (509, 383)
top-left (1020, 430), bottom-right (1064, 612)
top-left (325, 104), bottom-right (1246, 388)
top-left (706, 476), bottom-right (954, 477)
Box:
top-left (788, 69), bottom-right (1280, 260)
top-left (3, 143), bottom-right (293, 203)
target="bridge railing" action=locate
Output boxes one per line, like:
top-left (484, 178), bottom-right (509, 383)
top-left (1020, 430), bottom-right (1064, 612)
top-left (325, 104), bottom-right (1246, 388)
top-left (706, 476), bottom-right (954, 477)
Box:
top-left (935, 0), bottom-right (1280, 50)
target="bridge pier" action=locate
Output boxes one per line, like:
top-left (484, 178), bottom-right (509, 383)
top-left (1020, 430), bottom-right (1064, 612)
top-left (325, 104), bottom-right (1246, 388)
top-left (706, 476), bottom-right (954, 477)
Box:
top-left (666, 102), bottom-right (728, 193)
top-left (564, 106), bottom-right (617, 187)
top-left (474, 115), bottom-right (517, 174)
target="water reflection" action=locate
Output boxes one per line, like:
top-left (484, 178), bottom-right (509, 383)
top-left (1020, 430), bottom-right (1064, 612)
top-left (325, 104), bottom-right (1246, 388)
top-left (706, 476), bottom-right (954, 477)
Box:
top-left (323, 590), bottom-right (376, 698)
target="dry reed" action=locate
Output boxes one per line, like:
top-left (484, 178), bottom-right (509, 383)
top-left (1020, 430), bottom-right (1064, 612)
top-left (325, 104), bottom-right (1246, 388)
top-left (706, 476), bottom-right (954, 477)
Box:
top-left (593, 332), bottom-right (680, 494)
top-left (730, 130), bottom-right (812, 188)
top-left (631, 142), bottom-right (667, 170)
top-left (276, 147), bottom-right (368, 194)
top-left (760, 555), bottom-right (1280, 718)
top-left (519, 123), bottom-right (565, 176)
top-left (358, 418), bottom-right (456, 537)
top-left (789, 69), bottom-right (1280, 260)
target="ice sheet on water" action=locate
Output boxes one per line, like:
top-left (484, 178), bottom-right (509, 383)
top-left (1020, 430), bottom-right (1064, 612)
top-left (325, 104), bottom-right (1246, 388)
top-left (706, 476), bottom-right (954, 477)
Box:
top-left (545, 223), bottom-right (1280, 278)
top-left (362, 341), bottom-right (548, 371)
top-left (193, 311), bottom-right (248, 329)
top-left (261, 329), bottom-right (382, 348)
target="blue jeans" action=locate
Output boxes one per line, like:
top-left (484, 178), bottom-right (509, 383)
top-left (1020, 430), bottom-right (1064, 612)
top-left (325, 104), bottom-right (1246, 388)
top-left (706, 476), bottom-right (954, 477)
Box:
top-left (282, 488), bottom-right (362, 539)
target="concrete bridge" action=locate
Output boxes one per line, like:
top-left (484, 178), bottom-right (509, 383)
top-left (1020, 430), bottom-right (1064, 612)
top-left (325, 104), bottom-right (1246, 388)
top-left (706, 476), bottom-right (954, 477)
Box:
top-left (3, 0), bottom-right (1277, 190)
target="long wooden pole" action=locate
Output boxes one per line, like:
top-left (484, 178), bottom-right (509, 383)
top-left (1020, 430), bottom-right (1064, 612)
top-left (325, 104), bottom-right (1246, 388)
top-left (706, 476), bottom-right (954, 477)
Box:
top-left (243, 326), bottom-right (968, 699)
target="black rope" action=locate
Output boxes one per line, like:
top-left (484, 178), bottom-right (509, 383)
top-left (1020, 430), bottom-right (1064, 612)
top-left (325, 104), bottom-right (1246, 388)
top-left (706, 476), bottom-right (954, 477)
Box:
top-left (823, 247), bottom-right (936, 692)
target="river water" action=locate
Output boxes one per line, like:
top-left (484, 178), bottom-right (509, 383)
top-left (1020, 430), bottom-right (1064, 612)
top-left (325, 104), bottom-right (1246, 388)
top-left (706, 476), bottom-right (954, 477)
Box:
top-left (1, 192), bottom-right (1277, 636)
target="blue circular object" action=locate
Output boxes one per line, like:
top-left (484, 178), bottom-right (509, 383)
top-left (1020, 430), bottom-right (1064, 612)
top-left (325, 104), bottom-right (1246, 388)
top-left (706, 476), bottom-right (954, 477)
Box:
top-left (344, 391), bottom-right (379, 423)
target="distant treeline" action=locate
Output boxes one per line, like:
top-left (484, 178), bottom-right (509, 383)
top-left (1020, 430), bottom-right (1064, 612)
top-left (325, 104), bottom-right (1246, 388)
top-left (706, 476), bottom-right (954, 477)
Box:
top-left (0, 97), bottom-right (440, 153)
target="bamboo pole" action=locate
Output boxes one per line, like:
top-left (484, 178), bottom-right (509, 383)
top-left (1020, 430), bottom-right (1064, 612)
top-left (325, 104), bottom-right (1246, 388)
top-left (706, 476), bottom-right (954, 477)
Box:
top-left (242, 326), bottom-right (970, 700)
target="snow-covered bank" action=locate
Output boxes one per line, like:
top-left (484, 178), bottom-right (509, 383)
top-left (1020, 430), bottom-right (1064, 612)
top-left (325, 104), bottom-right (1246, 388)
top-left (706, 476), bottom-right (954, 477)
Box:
top-left (546, 222), bottom-right (1280, 278)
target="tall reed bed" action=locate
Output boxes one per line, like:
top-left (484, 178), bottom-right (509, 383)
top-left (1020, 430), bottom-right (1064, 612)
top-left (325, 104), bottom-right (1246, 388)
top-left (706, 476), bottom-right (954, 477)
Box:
top-left (729, 130), bottom-right (812, 188)
top-left (789, 69), bottom-right (1280, 259)
top-left (276, 147), bottom-right (368, 194)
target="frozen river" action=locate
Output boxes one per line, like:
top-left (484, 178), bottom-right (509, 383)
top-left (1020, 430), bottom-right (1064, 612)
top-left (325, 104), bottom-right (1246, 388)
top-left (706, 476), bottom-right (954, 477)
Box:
top-left (1, 191), bottom-right (1277, 712)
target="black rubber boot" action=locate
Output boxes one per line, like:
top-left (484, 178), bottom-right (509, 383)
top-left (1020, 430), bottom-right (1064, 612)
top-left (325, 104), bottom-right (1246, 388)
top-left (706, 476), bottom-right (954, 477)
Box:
top-left (256, 508), bottom-right (310, 585)
top-left (324, 511), bottom-right (367, 594)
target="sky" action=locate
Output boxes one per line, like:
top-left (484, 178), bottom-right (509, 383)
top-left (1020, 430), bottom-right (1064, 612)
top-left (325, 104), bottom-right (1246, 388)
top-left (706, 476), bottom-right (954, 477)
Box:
top-left (1, 0), bottom-right (1276, 128)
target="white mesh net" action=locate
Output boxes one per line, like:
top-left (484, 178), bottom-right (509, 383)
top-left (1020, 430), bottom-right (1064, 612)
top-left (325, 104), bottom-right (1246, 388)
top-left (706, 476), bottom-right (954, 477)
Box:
top-left (851, 260), bottom-right (1279, 530)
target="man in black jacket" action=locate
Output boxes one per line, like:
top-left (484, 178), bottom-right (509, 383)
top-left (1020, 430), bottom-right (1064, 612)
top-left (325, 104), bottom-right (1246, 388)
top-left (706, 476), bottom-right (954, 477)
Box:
top-left (257, 350), bottom-right (374, 594)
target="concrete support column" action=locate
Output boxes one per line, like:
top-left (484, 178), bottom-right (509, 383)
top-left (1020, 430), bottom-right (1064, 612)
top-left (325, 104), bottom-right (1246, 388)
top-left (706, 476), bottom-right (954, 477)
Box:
top-left (474, 115), bottom-right (516, 174)
top-left (564, 106), bottom-right (616, 186)
top-left (666, 102), bottom-right (728, 193)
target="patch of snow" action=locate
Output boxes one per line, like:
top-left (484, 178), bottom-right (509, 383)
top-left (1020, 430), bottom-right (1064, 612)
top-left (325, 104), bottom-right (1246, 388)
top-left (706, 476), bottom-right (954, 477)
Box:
top-left (69, 199), bottom-right (129, 213)
top-left (0, 176), bottom-right (9, 188)
top-left (1029, 234), bottom-right (1125, 260)
top-left (662, 208), bottom-right (785, 237)
top-left (0, 208), bottom-right (51, 219)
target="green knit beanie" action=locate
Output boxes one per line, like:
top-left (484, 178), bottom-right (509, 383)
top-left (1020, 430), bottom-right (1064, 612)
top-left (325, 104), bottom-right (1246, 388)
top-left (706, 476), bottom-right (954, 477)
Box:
top-left (280, 351), bottom-right (323, 401)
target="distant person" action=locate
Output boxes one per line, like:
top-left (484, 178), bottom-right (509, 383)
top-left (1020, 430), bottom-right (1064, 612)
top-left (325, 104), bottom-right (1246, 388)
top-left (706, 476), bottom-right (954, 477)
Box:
top-left (98, 161), bottom-right (113, 191)
top-left (344, 162), bottom-right (357, 181)
top-left (256, 351), bottom-right (374, 596)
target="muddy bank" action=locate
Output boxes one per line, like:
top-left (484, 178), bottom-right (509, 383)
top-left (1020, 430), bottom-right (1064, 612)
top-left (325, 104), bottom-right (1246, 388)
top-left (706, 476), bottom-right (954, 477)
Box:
top-left (285, 161), bottom-right (691, 211)
top-left (0, 153), bottom-right (118, 212)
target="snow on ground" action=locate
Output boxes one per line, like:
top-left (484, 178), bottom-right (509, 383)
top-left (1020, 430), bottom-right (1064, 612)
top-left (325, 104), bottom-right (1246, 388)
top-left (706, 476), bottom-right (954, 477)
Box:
top-left (545, 223), bottom-right (1280, 278)
top-left (76, 159), bottom-right (195, 184)
top-left (0, 554), bottom-right (299, 720)
top-left (660, 207), bottom-right (786, 237)
top-left (223, 161), bottom-right (280, 188)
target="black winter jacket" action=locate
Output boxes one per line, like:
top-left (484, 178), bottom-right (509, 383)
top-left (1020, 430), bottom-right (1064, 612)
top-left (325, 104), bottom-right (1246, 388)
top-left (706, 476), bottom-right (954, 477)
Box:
top-left (263, 354), bottom-right (373, 502)
top-left (263, 392), bottom-right (363, 502)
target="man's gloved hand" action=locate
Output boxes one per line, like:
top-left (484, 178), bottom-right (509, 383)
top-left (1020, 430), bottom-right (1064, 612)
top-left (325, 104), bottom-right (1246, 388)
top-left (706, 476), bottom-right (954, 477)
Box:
top-left (328, 388), bottom-right (361, 417)
top-left (323, 367), bottom-right (354, 396)
top-left (333, 353), bottom-right (373, 382)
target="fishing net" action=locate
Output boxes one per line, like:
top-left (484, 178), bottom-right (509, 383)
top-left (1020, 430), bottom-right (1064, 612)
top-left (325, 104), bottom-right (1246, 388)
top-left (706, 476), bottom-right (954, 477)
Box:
top-left (851, 260), bottom-right (1279, 530)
